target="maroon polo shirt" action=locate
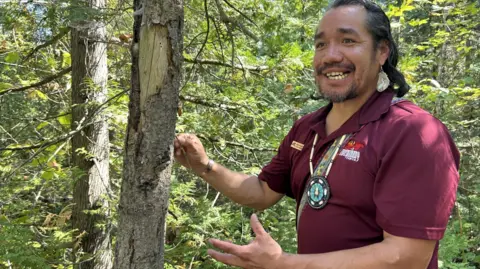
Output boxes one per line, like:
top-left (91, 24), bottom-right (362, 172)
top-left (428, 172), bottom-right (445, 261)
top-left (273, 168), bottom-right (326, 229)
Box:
top-left (258, 89), bottom-right (460, 268)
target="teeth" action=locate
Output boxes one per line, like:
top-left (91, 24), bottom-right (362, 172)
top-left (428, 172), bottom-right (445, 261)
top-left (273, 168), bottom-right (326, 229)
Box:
top-left (327, 72), bottom-right (343, 76)
top-left (326, 72), bottom-right (348, 80)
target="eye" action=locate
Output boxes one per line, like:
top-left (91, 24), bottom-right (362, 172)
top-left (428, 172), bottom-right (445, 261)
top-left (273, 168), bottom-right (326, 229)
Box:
top-left (343, 38), bottom-right (356, 44)
top-left (315, 42), bottom-right (326, 49)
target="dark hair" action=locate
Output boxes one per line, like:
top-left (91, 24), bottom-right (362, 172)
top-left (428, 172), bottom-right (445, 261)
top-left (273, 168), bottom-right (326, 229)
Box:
top-left (328, 0), bottom-right (410, 97)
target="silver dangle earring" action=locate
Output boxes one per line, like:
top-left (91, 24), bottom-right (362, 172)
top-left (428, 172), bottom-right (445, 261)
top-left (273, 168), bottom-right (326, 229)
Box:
top-left (376, 67), bottom-right (390, 92)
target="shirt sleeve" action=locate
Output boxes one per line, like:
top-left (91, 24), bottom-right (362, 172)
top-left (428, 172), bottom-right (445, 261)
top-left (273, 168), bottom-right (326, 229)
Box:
top-left (258, 122), bottom-right (297, 198)
top-left (374, 114), bottom-right (460, 241)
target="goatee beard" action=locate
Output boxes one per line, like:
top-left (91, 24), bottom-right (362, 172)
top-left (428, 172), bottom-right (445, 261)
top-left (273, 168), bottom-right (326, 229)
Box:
top-left (317, 83), bottom-right (358, 103)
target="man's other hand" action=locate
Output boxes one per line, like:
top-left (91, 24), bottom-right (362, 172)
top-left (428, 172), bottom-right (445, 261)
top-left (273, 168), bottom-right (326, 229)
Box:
top-left (208, 214), bottom-right (283, 269)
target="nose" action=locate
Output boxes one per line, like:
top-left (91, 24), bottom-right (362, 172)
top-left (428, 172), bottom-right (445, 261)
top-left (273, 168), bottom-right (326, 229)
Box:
top-left (321, 44), bottom-right (343, 64)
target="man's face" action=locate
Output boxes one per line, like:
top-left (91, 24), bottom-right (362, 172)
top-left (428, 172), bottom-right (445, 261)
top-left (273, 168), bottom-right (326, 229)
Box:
top-left (313, 6), bottom-right (388, 103)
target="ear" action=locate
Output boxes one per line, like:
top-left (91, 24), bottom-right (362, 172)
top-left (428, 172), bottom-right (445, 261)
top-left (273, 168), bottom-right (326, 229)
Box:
top-left (377, 40), bottom-right (390, 66)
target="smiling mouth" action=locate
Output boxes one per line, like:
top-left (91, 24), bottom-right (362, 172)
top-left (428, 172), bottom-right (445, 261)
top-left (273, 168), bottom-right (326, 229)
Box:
top-left (325, 72), bottom-right (350, 80)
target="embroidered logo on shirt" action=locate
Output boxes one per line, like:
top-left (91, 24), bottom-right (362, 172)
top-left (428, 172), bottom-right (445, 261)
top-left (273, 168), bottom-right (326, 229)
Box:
top-left (291, 141), bottom-right (304, 151)
top-left (339, 140), bottom-right (365, 162)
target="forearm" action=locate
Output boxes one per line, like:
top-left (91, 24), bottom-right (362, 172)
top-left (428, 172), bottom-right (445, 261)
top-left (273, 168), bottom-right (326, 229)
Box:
top-left (278, 240), bottom-right (430, 269)
top-left (173, 133), bottom-right (281, 210)
top-left (198, 162), bottom-right (266, 210)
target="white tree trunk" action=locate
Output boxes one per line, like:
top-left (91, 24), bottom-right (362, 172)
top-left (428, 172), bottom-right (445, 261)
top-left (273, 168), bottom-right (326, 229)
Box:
top-left (70, 0), bottom-right (112, 267)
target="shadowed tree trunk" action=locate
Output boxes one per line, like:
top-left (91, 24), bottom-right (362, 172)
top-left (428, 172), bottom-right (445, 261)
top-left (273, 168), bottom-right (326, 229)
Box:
top-left (113, 0), bottom-right (184, 267)
top-left (70, 0), bottom-right (112, 267)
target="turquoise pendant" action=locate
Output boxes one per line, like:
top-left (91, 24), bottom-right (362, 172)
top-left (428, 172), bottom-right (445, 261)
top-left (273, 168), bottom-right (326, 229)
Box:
top-left (307, 176), bottom-right (330, 209)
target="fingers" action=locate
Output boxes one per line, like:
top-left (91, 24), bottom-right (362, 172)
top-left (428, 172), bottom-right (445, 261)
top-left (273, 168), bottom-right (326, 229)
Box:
top-left (208, 239), bottom-right (250, 268)
top-left (173, 137), bottom-right (181, 154)
top-left (174, 134), bottom-right (189, 153)
top-left (173, 135), bottom-right (185, 158)
top-left (174, 133), bottom-right (186, 146)
top-left (207, 249), bottom-right (246, 268)
top-left (209, 239), bottom-right (244, 256)
top-left (175, 133), bottom-right (196, 148)
top-left (174, 147), bottom-right (183, 158)
top-left (250, 214), bottom-right (266, 237)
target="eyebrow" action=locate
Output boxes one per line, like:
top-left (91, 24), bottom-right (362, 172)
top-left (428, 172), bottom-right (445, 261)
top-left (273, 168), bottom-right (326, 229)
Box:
top-left (338, 27), bottom-right (360, 36)
top-left (314, 32), bottom-right (324, 41)
top-left (314, 27), bottom-right (361, 41)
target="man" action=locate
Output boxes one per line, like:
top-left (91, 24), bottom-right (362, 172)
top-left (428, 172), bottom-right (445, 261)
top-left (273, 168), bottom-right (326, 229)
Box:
top-left (174, 1), bottom-right (460, 268)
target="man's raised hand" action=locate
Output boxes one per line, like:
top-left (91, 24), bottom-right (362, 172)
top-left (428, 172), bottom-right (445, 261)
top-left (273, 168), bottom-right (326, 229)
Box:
top-left (173, 133), bottom-right (209, 175)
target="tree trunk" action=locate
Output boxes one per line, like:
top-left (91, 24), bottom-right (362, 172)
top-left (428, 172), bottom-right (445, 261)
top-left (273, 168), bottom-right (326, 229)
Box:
top-left (113, 0), bottom-right (183, 268)
top-left (70, 0), bottom-right (112, 267)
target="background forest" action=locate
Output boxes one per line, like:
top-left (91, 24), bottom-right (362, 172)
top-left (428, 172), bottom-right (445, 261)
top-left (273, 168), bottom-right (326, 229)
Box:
top-left (0, 0), bottom-right (479, 268)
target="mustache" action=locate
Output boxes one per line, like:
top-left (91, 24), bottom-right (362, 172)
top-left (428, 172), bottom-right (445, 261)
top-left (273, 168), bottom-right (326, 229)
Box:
top-left (316, 63), bottom-right (355, 75)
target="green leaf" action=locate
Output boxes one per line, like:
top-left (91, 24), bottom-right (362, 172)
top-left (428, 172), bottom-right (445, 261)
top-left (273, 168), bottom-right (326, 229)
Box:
top-left (34, 90), bottom-right (47, 100)
top-left (47, 56), bottom-right (56, 68)
top-left (0, 215), bottom-right (9, 222)
top-left (409, 18), bottom-right (429, 27)
top-left (13, 215), bottom-right (29, 224)
top-left (29, 241), bottom-right (42, 248)
top-left (63, 51), bottom-right (71, 66)
top-left (41, 170), bottom-right (55, 180)
top-left (1, 149), bottom-right (13, 158)
top-left (0, 164), bottom-right (12, 172)
top-left (27, 90), bottom-right (47, 100)
top-left (36, 122), bottom-right (49, 130)
top-left (0, 82), bottom-right (13, 90)
top-left (5, 51), bottom-right (19, 63)
top-left (57, 114), bottom-right (71, 126)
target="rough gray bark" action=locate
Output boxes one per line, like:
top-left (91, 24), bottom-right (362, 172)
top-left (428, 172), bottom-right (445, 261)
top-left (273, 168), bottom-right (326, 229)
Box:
top-left (70, 0), bottom-right (112, 267)
top-left (113, 0), bottom-right (183, 268)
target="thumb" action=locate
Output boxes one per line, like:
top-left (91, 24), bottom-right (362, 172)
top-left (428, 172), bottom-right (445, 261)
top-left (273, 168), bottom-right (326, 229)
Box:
top-left (250, 214), bottom-right (266, 237)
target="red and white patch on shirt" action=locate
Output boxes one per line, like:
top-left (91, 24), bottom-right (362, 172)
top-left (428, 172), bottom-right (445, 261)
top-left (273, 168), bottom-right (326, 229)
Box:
top-left (339, 140), bottom-right (365, 162)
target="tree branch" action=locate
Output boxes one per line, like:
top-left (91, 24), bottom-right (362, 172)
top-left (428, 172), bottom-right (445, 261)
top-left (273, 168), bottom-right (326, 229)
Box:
top-left (0, 67), bottom-right (72, 96)
top-left (0, 88), bottom-right (129, 152)
top-left (182, 0), bottom-right (211, 91)
top-left (184, 58), bottom-right (268, 72)
top-left (81, 37), bottom-right (131, 48)
top-left (210, 15), bottom-right (226, 63)
top-left (223, 140), bottom-right (276, 152)
top-left (23, 27), bottom-right (71, 62)
top-left (0, 124), bottom-right (80, 152)
top-left (0, 61), bottom-right (56, 74)
top-left (213, 0), bottom-right (259, 42)
top-left (179, 94), bottom-right (243, 111)
top-left (195, 0), bottom-right (210, 62)
top-left (222, 0), bottom-right (257, 27)
top-left (197, 134), bottom-right (277, 152)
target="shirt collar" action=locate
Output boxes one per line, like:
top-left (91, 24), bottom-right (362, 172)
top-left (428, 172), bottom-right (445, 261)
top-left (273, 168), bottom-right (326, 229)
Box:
top-left (309, 89), bottom-right (396, 139)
